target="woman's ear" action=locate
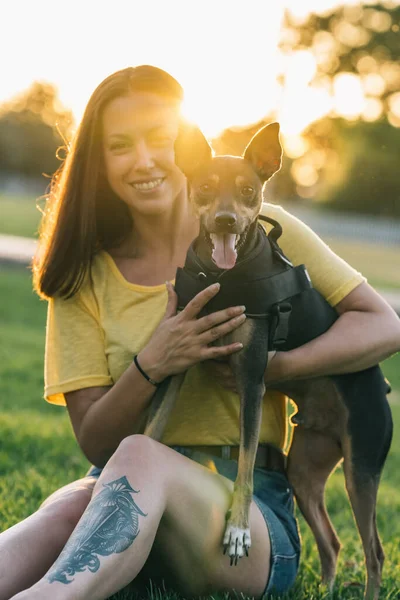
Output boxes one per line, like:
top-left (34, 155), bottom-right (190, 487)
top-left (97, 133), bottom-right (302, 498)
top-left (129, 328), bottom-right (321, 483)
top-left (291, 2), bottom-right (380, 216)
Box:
top-left (174, 121), bottom-right (213, 180)
top-left (243, 122), bottom-right (282, 183)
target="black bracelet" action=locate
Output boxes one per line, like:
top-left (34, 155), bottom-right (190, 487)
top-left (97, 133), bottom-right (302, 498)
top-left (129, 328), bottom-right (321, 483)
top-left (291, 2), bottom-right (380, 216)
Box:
top-left (133, 355), bottom-right (162, 387)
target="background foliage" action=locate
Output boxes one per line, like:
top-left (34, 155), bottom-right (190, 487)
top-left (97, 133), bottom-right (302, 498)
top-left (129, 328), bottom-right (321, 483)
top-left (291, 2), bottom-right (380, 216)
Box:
top-left (0, 2), bottom-right (399, 216)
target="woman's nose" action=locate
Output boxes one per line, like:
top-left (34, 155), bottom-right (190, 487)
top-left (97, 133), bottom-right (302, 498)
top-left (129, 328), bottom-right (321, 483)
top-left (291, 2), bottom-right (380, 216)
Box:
top-left (133, 140), bottom-right (155, 170)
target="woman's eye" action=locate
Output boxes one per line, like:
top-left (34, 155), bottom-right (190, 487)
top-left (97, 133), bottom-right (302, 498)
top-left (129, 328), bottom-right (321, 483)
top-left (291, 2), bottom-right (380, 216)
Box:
top-left (109, 142), bottom-right (130, 152)
top-left (241, 185), bottom-right (254, 196)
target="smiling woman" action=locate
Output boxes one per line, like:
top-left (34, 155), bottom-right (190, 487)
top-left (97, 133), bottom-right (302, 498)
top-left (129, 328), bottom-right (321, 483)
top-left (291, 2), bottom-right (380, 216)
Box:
top-left (33, 66), bottom-right (189, 299)
top-left (102, 93), bottom-right (185, 217)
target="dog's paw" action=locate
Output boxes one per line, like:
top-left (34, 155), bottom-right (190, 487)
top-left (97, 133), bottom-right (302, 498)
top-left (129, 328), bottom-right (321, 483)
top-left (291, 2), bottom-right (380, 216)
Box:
top-left (222, 524), bottom-right (251, 565)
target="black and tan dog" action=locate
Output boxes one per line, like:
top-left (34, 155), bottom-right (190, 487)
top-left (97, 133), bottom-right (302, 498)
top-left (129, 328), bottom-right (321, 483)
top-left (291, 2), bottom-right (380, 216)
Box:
top-left (144, 123), bottom-right (393, 600)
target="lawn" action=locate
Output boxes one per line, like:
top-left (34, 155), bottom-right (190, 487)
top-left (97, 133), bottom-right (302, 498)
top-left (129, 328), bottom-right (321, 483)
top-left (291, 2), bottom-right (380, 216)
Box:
top-left (0, 266), bottom-right (399, 599)
top-left (0, 195), bottom-right (43, 238)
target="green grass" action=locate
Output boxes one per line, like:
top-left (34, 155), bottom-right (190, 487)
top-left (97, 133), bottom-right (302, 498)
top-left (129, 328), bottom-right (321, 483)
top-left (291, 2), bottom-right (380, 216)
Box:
top-left (0, 194), bottom-right (43, 238)
top-left (0, 267), bottom-right (400, 599)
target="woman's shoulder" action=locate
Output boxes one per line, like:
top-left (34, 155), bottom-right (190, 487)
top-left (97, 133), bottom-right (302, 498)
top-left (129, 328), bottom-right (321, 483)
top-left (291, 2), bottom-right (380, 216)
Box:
top-left (260, 202), bottom-right (297, 223)
top-left (260, 202), bottom-right (285, 218)
top-left (259, 202), bottom-right (304, 236)
top-left (54, 251), bottom-right (109, 311)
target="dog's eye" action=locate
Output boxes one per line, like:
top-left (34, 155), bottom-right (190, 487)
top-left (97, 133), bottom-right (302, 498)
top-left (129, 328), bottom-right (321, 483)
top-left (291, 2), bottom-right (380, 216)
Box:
top-left (199, 183), bottom-right (215, 195)
top-left (241, 186), bottom-right (254, 196)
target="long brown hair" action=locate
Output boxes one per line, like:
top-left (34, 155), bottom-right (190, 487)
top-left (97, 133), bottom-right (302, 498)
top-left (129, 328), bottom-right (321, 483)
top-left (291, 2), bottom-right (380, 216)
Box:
top-left (34, 66), bottom-right (184, 299)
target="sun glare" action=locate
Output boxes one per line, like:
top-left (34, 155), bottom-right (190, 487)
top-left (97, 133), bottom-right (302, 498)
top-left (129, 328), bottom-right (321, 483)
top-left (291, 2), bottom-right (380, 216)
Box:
top-left (333, 73), bottom-right (365, 119)
top-left (181, 78), bottom-right (282, 139)
top-left (277, 51), bottom-right (332, 136)
top-left (1, 0), bottom-right (396, 146)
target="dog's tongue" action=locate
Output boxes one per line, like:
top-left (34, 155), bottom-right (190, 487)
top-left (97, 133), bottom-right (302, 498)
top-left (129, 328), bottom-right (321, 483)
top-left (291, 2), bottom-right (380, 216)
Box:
top-left (210, 233), bottom-right (237, 269)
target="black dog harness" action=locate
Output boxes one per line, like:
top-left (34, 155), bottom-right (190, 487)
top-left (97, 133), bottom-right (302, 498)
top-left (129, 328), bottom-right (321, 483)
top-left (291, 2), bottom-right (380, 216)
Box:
top-left (174, 215), bottom-right (313, 349)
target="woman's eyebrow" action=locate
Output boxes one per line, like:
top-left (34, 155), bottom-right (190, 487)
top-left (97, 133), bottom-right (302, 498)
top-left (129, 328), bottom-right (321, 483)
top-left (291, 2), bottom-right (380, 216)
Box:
top-left (107, 132), bottom-right (132, 140)
top-left (147, 124), bottom-right (176, 134)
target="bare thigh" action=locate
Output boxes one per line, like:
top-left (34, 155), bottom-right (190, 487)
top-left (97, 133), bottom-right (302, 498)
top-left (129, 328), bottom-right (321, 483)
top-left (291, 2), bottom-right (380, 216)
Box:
top-left (118, 439), bottom-right (271, 598)
top-left (40, 475), bottom-right (98, 524)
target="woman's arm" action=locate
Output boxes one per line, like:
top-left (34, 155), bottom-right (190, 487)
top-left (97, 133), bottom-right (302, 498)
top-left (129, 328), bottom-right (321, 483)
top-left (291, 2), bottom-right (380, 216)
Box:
top-left (65, 367), bottom-right (160, 468)
top-left (66, 283), bottom-right (246, 467)
top-left (265, 282), bottom-right (400, 385)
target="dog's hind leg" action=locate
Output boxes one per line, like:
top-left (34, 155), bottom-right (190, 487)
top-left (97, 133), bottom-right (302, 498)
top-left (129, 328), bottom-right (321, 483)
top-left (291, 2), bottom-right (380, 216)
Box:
top-left (287, 426), bottom-right (342, 589)
top-left (341, 444), bottom-right (385, 600)
top-left (338, 368), bottom-right (393, 600)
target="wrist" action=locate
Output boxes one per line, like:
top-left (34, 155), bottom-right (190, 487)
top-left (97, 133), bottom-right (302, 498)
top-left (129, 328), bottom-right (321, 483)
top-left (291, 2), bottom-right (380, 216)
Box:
top-left (135, 349), bottom-right (166, 384)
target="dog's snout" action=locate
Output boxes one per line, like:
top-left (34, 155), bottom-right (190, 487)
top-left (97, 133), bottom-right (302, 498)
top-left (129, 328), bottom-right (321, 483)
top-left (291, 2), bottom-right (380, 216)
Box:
top-left (215, 212), bottom-right (237, 228)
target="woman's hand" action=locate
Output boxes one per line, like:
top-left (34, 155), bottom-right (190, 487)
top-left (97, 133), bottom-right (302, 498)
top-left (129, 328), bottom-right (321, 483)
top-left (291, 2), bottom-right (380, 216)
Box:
top-left (137, 282), bottom-right (246, 383)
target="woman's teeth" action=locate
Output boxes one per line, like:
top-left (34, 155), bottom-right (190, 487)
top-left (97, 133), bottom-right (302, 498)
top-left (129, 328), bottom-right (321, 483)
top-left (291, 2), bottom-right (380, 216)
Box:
top-left (131, 178), bottom-right (164, 191)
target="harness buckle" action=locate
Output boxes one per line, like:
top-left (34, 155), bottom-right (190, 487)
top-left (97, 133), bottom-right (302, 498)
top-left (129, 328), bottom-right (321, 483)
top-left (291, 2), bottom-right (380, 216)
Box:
top-left (271, 302), bottom-right (292, 347)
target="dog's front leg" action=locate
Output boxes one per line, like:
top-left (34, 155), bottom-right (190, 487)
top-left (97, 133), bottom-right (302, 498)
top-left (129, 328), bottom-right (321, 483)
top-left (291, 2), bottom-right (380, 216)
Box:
top-left (223, 320), bottom-right (269, 564)
top-left (223, 380), bottom-right (265, 564)
top-left (144, 373), bottom-right (186, 441)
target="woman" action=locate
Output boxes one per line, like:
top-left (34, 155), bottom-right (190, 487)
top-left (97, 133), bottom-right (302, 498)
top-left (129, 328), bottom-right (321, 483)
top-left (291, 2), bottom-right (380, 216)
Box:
top-left (2, 65), bottom-right (399, 600)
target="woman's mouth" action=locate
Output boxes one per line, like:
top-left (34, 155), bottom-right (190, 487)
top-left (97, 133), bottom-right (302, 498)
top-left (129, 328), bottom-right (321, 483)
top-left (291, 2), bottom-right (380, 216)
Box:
top-left (130, 177), bottom-right (165, 191)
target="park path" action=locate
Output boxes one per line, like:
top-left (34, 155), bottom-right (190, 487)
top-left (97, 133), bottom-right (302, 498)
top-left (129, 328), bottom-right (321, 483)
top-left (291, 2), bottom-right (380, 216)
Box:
top-left (0, 233), bottom-right (37, 265)
top-left (0, 232), bottom-right (399, 314)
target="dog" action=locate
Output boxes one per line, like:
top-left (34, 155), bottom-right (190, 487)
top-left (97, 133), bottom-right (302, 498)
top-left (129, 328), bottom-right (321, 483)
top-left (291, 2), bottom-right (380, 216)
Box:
top-left (144, 122), bottom-right (393, 600)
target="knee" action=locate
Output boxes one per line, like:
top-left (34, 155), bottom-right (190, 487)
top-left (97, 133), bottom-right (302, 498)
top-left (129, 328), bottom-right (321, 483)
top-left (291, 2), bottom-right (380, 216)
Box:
top-left (109, 434), bottom-right (162, 471)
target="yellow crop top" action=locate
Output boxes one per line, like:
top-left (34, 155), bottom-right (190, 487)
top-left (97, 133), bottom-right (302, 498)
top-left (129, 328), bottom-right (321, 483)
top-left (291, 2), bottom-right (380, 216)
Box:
top-left (44, 203), bottom-right (366, 450)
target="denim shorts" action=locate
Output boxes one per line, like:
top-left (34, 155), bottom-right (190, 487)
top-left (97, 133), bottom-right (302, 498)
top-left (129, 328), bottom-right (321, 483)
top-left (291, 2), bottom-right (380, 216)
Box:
top-left (87, 446), bottom-right (300, 596)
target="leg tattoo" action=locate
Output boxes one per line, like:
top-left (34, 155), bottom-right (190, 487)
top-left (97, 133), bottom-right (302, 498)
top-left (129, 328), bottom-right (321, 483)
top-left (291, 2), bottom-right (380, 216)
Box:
top-left (47, 476), bottom-right (147, 584)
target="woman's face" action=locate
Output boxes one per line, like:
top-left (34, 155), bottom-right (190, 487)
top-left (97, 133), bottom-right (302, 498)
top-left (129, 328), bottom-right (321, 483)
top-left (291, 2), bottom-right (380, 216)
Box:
top-left (102, 92), bottom-right (186, 216)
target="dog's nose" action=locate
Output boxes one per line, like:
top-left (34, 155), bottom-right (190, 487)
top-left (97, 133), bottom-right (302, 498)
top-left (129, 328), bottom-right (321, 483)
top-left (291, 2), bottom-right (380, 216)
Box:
top-left (215, 212), bottom-right (237, 228)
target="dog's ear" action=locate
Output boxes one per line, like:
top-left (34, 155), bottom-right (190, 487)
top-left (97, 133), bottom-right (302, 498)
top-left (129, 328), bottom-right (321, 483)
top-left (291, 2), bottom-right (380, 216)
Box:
top-left (174, 121), bottom-right (213, 180)
top-left (243, 122), bottom-right (282, 183)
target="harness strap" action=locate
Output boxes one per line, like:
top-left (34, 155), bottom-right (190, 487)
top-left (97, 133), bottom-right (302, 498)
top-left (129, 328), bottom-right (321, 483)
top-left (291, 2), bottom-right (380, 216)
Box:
top-left (258, 214), bottom-right (294, 267)
top-left (175, 263), bottom-right (312, 318)
top-left (257, 214), bottom-right (282, 242)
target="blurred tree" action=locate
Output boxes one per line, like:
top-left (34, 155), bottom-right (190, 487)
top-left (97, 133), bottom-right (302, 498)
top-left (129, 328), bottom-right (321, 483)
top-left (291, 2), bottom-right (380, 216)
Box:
top-left (304, 117), bottom-right (400, 216)
top-left (277, 2), bottom-right (400, 217)
top-left (0, 82), bottom-right (73, 184)
top-left (281, 2), bottom-right (400, 123)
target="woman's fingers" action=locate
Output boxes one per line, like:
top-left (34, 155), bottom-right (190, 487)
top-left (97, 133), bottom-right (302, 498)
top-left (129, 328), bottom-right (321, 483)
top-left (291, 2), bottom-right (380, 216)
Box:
top-left (195, 304), bottom-right (246, 334)
top-left (180, 283), bottom-right (222, 320)
top-left (201, 341), bottom-right (243, 360)
top-left (199, 312), bottom-right (246, 344)
top-left (176, 283), bottom-right (246, 335)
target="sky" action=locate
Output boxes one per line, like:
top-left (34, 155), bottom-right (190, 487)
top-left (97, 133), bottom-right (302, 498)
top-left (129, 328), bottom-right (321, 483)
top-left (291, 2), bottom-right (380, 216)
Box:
top-left (0, 0), bottom-right (388, 137)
